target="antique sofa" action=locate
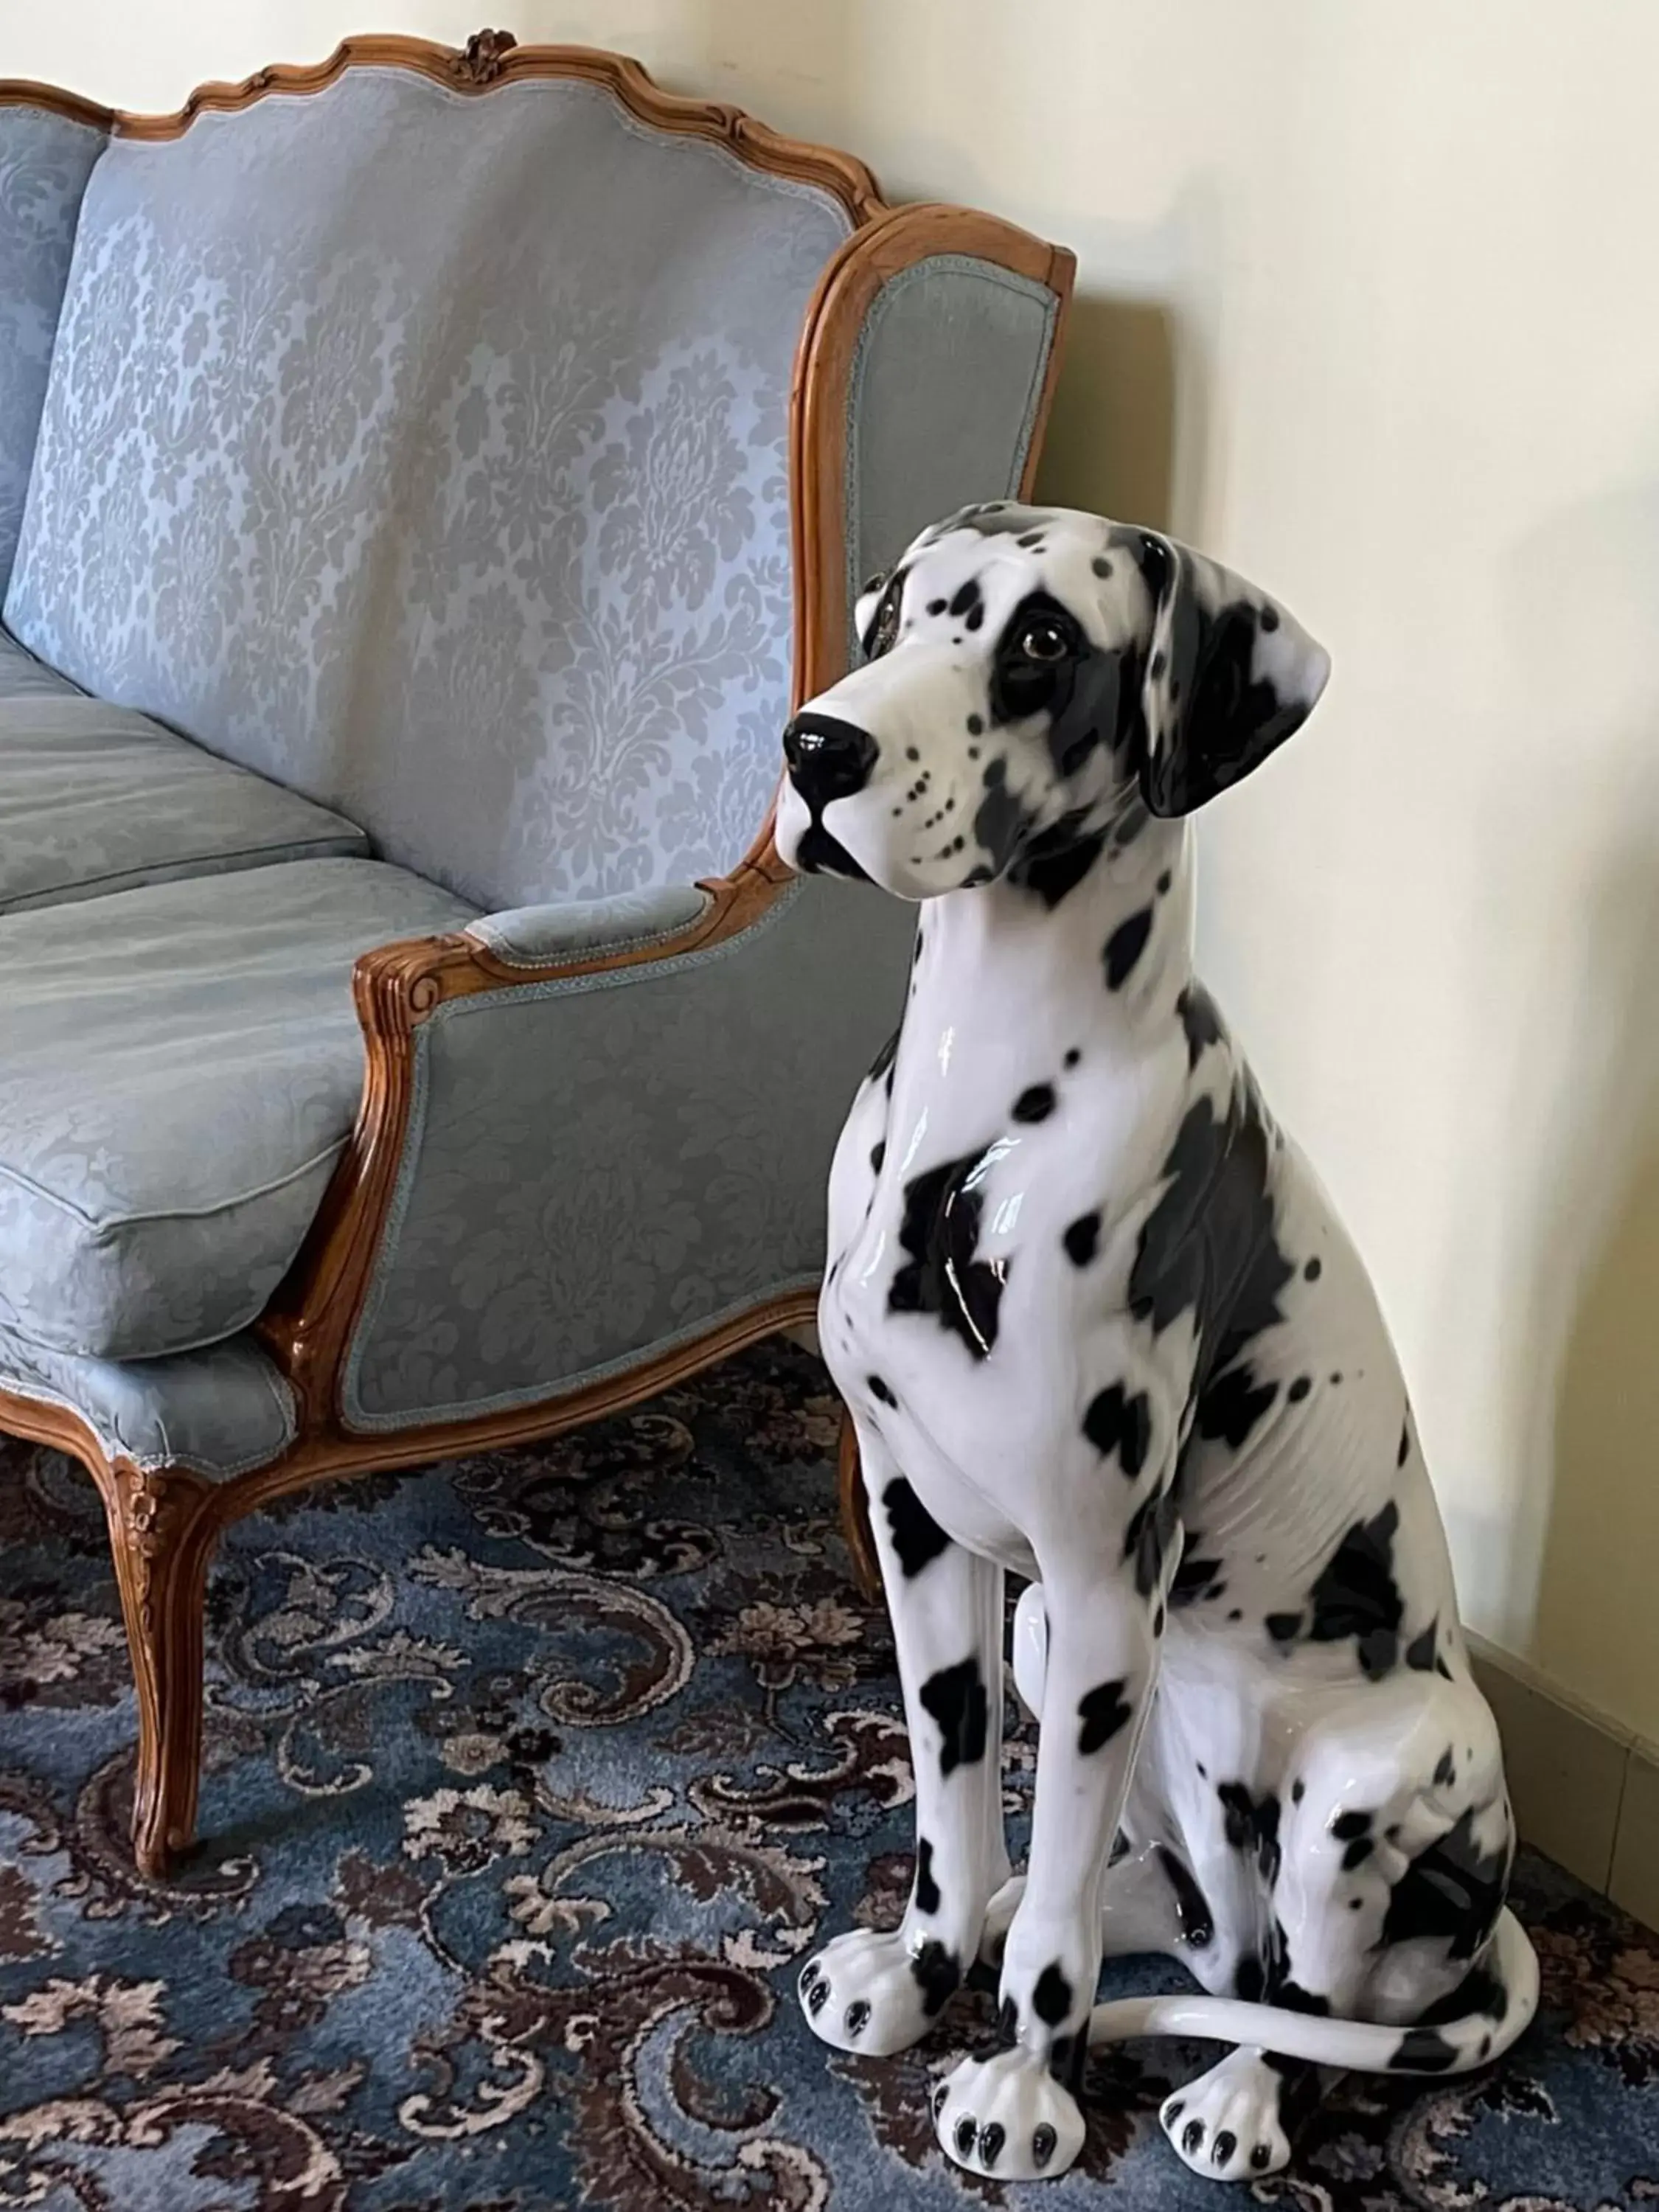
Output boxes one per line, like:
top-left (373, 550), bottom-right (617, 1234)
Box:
top-left (0, 31), bottom-right (1073, 1875)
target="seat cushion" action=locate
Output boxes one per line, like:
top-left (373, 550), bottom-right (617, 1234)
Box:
top-left (0, 678), bottom-right (370, 913)
top-left (0, 858), bottom-right (477, 1361)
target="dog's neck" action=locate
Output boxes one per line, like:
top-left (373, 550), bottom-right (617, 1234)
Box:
top-left (903, 814), bottom-right (1194, 1086)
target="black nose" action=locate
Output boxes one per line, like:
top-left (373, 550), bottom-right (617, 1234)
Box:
top-left (782, 712), bottom-right (878, 809)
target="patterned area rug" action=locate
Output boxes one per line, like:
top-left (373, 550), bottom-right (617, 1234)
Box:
top-left (1, 1340), bottom-right (1655, 2211)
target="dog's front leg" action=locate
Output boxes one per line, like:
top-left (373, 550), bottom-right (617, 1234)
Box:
top-left (936, 1514), bottom-right (1164, 2180)
top-left (799, 1417), bottom-right (1007, 2056)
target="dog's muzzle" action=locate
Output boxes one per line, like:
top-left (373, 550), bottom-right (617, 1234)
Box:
top-left (782, 712), bottom-right (877, 877)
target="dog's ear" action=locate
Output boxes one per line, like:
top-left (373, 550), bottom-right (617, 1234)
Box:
top-left (1130, 531), bottom-right (1330, 817)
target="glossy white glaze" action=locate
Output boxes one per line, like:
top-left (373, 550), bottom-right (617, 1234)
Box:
top-left (779, 504), bottom-right (1537, 2185)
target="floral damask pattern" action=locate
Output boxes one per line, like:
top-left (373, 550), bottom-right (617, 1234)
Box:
top-left (3, 72), bottom-right (850, 910)
top-left (1, 1340), bottom-right (1656, 2211)
top-left (0, 106), bottom-right (105, 595)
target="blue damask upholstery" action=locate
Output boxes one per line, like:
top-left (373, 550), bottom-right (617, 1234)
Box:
top-left (5, 69), bottom-right (852, 911)
top-left (465, 883), bottom-right (714, 968)
top-left (0, 688), bottom-right (368, 911)
top-left (0, 859), bottom-right (476, 1362)
top-left (0, 102), bottom-right (106, 597)
top-left (0, 1320), bottom-right (296, 1477)
top-left (344, 877), bottom-right (911, 1429)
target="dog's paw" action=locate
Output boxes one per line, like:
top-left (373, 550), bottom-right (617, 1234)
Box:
top-left (1160, 2048), bottom-right (1293, 2182)
top-left (798, 1928), bottom-right (956, 2056)
top-left (933, 2048), bottom-right (1086, 2180)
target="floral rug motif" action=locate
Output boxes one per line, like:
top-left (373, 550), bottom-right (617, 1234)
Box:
top-left (0, 1341), bottom-right (1655, 2210)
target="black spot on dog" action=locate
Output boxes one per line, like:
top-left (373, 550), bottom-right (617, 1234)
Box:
top-left (1266, 1611), bottom-right (1301, 1646)
top-left (1405, 1622), bottom-right (1439, 1672)
top-left (1416, 1960), bottom-right (1509, 2025)
top-left (997, 1995), bottom-right (1018, 2044)
top-left (949, 577), bottom-right (983, 622)
top-left (919, 1656), bottom-right (990, 1776)
top-left (1381, 1808), bottom-right (1509, 1958)
top-left (1006, 815), bottom-right (1107, 908)
top-left (1331, 1811), bottom-right (1371, 1841)
top-left (1292, 1779), bottom-right (1305, 1804)
top-left (1033, 1962), bottom-right (1074, 2026)
top-left (910, 1938), bottom-right (961, 2017)
top-left (1131, 1082), bottom-right (1295, 1465)
top-left (870, 1140), bottom-right (885, 1175)
top-left (1083, 1382), bottom-right (1152, 1475)
top-left (1078, 1677), bottom-right (1134, 1753)
top-left (1434, 1748), bottom-right (1457, 1788)
top-left (1198, 1366), bottom-right (1280, 1448)
top-left (868, 1374), bottom-right (897, 1407)
top-left (1124, 1484), bottom-right (1180, 1597)
top-left (1155, 1845), bottom-right (1214, 1947)
top-left (888, 1152), bottom-right (1008, 1359)
top-left (1287, 1374), bottom-right (1312, 1403)
top-left (1170, 1541), bottom-right (1227, 1606)
top-left (1064, 1211), bottom-right (1101, 1266)
top-left (1105, 906), bottom-right (1154, 989)
top-left (967, 713), bottom-right (984, 734)
top-left (914, 1836), bottom-right (942, 1915)
top-left (1390, 2025), bottom-right (1460, 2073)
top-left (1092, 555), bottom-right (1113, 577)
top-left (928, 597), bottom-right (946, 615)
top-left (1013, 1082), bottom-right (1056, 1123)
top-left (1218, 1782), bottom-right (1282, 1883)
top-left (1157, 868), bottom-right (1172, 893)
top-left (973, 753), bottom-right (1040, 873)
top-left (883, 1478), bottom-right (949, 1578)
top-left (1304, 1256), bottom-right (1322, 1281)
top-left (869, 1026), bottom-right (900, 1086)
top-left (1397, 1420), bottom-right (1411, 1467)
top-left (1343, 1835), bottom-right (1374, 1871)
top-left (1307, 1500), bottom-right (1404, 1678)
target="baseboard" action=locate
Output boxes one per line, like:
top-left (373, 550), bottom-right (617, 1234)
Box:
top-left (1469, 1633), bottom-right (1658, 1933)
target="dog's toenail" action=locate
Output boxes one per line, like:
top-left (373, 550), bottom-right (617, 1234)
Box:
top-left (807, 1979), bottom-right (828, 2015)
top-left (1165, 2098), bottom-right (1184, 2124)
top-left (1183, 2118), bottom-right (1206, 2155)
top-left (955, 2115), bottom-right (978, 2157)
top-left (1251, 2142), bottom-right (1272, 2170)
top-left (933, 2081), bottom-right (949, 2115)
top-left (1212, 2129), bottom-right (1237, 2166)
top-left (844, 2000), bottom-right (870, 2035)
top-left (978, 2122), bottom-right (1005, 2168)
top-left (1032, 2123), bottom-right (1057, 2168)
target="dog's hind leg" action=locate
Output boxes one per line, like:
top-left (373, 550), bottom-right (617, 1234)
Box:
top-left (799, 1419), bottom-right (1008, 2057)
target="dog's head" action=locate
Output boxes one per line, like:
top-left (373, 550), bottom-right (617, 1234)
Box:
top-left (776, 503), bottom-right (1330, 895)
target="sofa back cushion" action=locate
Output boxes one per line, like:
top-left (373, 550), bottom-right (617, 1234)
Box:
top-left (4, 69), bottom-right (851, 908)
top-left (0, 102), bottom-right (106, 598)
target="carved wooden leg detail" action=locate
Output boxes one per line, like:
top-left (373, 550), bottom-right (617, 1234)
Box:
top-left (838, 1407), bottom-right (881, 1600)
top-left (102, 1465), bottom-right (220, 1878)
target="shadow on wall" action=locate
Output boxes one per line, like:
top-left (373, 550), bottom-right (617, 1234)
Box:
top-left (1034, 295), bottom-right (1178, 534)
top-left (1503, 481), bottom-right (1659, 1742)
top-left (1528, 834), bottom-right (1659, 1741)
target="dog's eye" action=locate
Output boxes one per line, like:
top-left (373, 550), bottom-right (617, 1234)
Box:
top-left (1018, 619), bottom-right (1070, 662)
top-left (868, 588), bottom-right (902, 658)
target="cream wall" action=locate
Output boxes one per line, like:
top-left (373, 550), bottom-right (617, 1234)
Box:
top-left (10, 1), bottom-right (1659, 1738)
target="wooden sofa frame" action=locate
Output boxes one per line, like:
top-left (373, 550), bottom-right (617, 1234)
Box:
top-left (0, 29), bottom-right (1074, 1879)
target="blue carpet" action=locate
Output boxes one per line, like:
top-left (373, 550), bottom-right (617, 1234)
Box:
top-left (1, 1340), bottom-right (1654, 2209)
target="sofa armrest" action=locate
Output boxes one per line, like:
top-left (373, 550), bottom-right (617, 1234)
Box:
top-left (257, 854), bottom-right (913, 1441)
top-left (463, 884), bottom-right (714, 968)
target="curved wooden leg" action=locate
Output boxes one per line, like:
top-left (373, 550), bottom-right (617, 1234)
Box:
top-left (838, 1407), bottom-right (882, 1601)
top-left (102, 1464), bottom-right (219, 1878)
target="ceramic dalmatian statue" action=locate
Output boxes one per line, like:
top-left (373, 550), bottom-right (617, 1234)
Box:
top-left (774, 503), bottom-right (1537, 2186)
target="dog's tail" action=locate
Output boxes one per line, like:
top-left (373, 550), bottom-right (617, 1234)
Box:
top-left (1085, 1907), bottom-right (1538, 2076)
